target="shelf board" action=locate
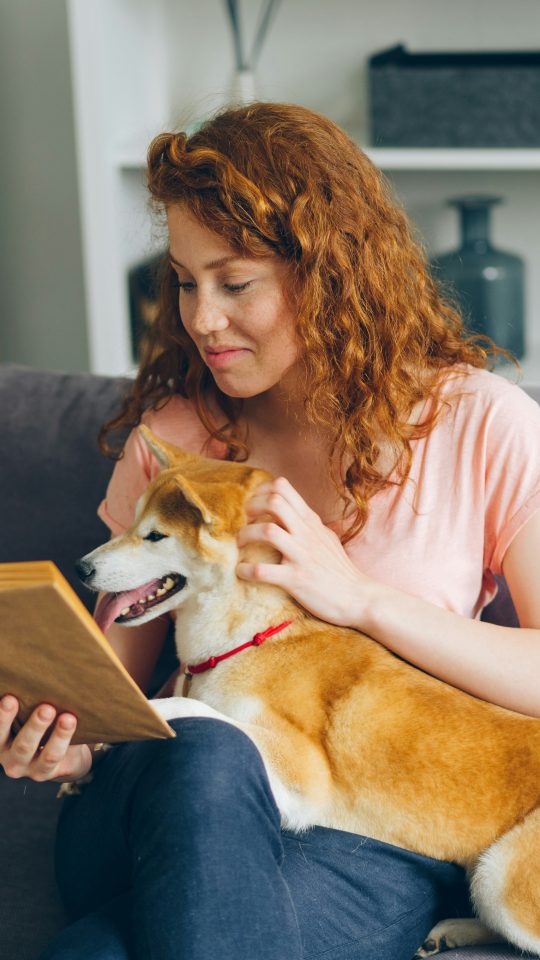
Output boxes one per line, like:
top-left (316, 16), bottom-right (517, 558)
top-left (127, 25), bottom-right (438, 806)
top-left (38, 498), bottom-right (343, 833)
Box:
top-left (115, 140), bottom-right (540, 173)
top-left (362, 147), bottom-right (540, 171)
top-left (115, 144), bottom-right (148, 170)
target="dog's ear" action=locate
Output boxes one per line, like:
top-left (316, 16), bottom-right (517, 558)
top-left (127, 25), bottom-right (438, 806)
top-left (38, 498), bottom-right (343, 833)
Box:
top-left (179, 468), bottom-right (271, 533)
top-left (138, 425), bottom-right (191, 470)
top-left (173, 477), bottom-right (214, 526)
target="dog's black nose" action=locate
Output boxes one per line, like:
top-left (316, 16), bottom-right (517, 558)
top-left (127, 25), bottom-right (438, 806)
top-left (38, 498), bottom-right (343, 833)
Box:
top-left (75, 558), bottom-right (96, 583)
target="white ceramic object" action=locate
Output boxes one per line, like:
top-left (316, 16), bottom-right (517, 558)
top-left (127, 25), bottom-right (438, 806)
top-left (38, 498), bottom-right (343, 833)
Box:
top-left (229, 68), bottom-right (257, 106)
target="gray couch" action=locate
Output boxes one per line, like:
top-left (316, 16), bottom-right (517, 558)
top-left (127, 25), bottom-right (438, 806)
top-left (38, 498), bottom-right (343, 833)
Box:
top-left (0, 363), bottom-right (534, 959)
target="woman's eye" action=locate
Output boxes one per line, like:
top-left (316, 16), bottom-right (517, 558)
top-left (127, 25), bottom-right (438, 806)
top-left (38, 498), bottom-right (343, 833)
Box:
top-left (171, 280), bottom-right (252, 294)
top-left (224, 281), bottom-right (252, 293)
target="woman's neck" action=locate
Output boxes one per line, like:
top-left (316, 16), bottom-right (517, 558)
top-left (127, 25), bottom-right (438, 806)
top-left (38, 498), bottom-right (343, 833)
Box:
top-left (242, 374), bottom-right (309, 440)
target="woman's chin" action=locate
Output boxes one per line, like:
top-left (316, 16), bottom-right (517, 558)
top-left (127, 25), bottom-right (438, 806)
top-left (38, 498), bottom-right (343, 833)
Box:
top-left (210, 372), bottom-right (270, 400)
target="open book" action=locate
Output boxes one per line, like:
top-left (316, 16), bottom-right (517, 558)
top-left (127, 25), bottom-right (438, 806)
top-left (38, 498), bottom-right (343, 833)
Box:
top-left (0, 562), bottom-right (175, 745)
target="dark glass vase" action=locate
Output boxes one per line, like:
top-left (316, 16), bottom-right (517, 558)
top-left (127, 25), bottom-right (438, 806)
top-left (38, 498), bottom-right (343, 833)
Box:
top-left (430, 195), bottom-right (525, 359)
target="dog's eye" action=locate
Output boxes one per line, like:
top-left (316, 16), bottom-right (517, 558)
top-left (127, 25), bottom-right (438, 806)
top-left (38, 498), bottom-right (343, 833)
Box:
top-left (144, 531), bottom-right (168, 542)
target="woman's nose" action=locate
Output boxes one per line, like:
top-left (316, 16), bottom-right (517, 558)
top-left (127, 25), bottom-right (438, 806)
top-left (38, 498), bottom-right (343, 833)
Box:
top-left (189, 297), bottom-right (229, 336)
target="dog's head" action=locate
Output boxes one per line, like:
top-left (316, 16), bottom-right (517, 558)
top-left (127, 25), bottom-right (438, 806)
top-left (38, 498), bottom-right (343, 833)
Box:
top-left (76, 426), bottom-right (271, 634)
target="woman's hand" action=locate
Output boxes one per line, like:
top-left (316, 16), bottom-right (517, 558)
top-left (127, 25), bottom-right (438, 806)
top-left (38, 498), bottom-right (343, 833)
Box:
top-left (0, 696), bottom-right (93, 783)
top-left (236, 477), bottom-right (375, 628)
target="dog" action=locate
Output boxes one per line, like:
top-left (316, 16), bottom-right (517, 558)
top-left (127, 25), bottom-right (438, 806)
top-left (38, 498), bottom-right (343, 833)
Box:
top-left (76, 425), bottom-right (540, 956)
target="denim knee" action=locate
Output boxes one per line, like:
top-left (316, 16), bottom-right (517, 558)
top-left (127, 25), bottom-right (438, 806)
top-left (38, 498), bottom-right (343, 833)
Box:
top-left (127, 718), bottom-right (282, 841)
top-left (154, 717), bottom-right (271, 796)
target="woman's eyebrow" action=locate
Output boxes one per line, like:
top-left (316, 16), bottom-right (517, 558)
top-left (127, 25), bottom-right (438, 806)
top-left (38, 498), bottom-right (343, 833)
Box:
top-left (169, 254), bottom-right (245, 271)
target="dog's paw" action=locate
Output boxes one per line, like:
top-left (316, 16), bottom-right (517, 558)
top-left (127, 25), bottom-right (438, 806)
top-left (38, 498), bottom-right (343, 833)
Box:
top-left (412, 918), bottom-right (502, 958)
top-left (149, 696), bottom-right (230, 724)
top-left (56, 772), bottom-right (94, 798)
top-left (55, 743), bottom-right (113, 798)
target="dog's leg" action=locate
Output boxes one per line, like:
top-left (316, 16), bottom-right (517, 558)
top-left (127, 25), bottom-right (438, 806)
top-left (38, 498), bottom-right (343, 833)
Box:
top-left (150, 697), bottom-right (328, 831)
top-left (412, 918), bottom-right (502, 958)
top-left (466, 804), bottom-right (540, 955)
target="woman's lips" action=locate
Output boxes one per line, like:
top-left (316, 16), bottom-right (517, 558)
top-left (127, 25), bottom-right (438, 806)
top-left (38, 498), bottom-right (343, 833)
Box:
top-left (205, 348), bottom-right (250, 369)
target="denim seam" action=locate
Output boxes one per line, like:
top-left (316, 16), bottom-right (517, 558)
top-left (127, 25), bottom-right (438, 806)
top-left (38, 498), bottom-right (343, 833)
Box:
top-left (303, 891), bottom-right (435, 960)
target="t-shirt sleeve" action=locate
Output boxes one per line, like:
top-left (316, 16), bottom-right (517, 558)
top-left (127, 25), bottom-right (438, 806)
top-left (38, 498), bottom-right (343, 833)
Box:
top-left (484, 383), bottom-right (540, 574)
top-left (97, 425), bottom-right (155, 536)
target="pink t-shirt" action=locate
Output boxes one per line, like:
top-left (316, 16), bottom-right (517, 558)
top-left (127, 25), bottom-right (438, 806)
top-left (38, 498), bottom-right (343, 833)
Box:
top-left (98, 365), bottom-right (540, 620)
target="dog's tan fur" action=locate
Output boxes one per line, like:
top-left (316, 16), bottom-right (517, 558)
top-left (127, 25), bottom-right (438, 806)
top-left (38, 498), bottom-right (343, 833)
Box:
top-left (82, 428), bottom-right (540, 954)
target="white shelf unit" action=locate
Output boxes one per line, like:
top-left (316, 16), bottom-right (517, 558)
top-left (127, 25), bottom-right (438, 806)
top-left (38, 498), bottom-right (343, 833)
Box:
top-left (365, 149), bottom-right (540, 171)
top-left (67, 0), bottom-right (540, 385)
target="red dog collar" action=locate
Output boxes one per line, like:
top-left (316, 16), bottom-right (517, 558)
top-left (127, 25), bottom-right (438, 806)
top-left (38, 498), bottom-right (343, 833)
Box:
top-left (185, 620), bottom-right (293, 678)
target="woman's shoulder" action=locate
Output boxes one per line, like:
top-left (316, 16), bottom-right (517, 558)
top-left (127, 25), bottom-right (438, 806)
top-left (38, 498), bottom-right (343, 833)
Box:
top-left (140, 393), bottom-right (226, 456)
top-left (435, 363), bottom-right (539, 425)
top-left (142, 394), bottom-right (200, 440)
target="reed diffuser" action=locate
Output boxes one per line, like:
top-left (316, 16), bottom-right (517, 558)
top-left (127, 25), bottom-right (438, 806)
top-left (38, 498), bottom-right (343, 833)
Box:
top-left (223, 0), bottom-right (282, 104)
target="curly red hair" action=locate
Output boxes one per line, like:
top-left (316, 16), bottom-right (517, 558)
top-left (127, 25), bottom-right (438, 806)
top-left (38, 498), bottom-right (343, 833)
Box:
top-left (100, 101), bottom-right (514, 541)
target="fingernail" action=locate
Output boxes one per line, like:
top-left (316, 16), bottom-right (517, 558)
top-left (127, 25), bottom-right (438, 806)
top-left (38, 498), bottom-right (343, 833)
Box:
top-left (59, 715), bottom-right (76, 731)
top-left (1, 695), bottom-right (16, 712)
top-left (39, 706), bottom-right (55, 722)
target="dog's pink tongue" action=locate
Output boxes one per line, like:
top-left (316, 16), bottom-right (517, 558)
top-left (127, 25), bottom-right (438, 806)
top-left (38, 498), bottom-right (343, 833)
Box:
top-left (94, 578), bottom-right (162, 634)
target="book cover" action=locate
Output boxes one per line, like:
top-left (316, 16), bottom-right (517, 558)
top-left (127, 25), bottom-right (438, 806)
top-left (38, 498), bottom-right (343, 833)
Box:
top-left (0, 561), bottom-right (175, 745)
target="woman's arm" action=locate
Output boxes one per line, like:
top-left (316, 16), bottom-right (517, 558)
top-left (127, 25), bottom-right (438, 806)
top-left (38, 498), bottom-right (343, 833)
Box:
top-left (237, 478), bottom-right (540, 717)
top-left (357, 510), bottom-right (540, 716)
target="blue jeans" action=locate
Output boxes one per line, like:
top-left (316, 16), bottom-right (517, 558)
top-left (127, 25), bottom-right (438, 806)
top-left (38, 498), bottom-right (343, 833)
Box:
top-left (38, 718), bottom-right (471, 960)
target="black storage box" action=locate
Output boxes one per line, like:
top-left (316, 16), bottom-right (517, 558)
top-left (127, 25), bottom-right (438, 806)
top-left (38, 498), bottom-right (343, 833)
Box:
top-left (368, 44), bottom-right (540, 148)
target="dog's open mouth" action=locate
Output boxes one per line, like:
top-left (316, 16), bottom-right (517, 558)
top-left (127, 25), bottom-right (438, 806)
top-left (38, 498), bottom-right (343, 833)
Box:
top-left (94, 573), bottom-right (186, 634)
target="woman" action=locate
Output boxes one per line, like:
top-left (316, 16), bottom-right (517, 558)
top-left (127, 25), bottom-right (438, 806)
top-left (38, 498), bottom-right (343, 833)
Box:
top-left (2, 102), bottom-right (540, 960)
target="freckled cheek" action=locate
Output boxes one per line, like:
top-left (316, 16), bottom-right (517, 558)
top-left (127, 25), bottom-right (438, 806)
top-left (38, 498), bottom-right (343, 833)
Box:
top-left (265, 322), bottom-right (299, 363)
top-left (247, 307), bottom-right (298, 357)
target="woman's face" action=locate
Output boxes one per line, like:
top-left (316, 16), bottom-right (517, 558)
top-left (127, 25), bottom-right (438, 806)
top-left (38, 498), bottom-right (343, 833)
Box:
top-left (167, 205), bottom-right (300, 400)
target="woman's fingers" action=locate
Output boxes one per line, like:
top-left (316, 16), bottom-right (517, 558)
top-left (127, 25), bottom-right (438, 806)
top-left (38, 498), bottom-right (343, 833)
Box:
top-left (237, 520), bottom-right (291, 554)
top-left (31, 715), bottom-right (80, 782)
top-left (238, 477), bottom-right (369, 627)
top-left (7, 703), bottom-right (57, 767)
top-left (245, 477), bottom-right (316, 532)
top-left (248, 477), bottom-right (314, 515)
top-left (0, 701), bottom-right (78, 780)
top-left (236, 558), bottom-right (289, 588)
top-left (0, 694), bottom-right (19, 748)
top-left (239, 477), bottom-right (327, 578)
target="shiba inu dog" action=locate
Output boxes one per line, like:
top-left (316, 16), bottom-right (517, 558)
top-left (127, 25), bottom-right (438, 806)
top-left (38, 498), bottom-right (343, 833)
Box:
top-left (77, 426), bottom-right (540, 956)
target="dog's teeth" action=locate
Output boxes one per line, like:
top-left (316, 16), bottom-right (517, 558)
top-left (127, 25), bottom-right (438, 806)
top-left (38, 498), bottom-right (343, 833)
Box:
top-left (147, 594), bottom-right (156, 601)
top-left (164, 577), bottom-right (175, 589)
top-left (156, 587), bottom-right (167, 596)
top-left (120, 607), bottom-right (130, 616)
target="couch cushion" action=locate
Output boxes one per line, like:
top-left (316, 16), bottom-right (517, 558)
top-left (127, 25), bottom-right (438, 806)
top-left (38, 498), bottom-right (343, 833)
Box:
top-left (0, 773), bottom-right (66, 959)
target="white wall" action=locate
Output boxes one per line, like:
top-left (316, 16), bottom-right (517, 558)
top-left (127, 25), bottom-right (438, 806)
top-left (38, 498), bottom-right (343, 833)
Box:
top-left (0, 0), bottom-right (88, 372)
top-left (164, 0), bottom-right (540, 137)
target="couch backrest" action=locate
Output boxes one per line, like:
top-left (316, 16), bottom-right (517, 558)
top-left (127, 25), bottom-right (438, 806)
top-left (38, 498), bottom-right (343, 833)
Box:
top-left (0, 364), bottom-right (128, 609)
